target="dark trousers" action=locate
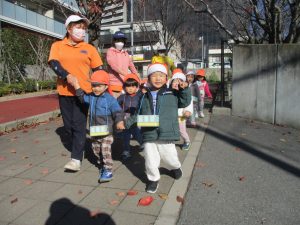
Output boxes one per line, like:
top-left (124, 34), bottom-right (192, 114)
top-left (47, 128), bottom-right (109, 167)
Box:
top-left (59, 96), bottom-right (88, 161)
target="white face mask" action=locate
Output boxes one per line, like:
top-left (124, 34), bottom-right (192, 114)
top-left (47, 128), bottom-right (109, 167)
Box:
top-left (115, 42), bottom-right (124, 50)
top-left (71, 28), bottom-right (86, 42)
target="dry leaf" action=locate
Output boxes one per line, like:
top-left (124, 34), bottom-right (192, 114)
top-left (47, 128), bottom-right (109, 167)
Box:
top-left (235, 147), bottom-right (241, 152)
top-left (42, 151), bottom-right (47, 155)
top-left (78, 190), bottom-right (83, 195)
top-left (41, 168), bottom-right (49, 175)
top-left (0, 156), bottom-right (6, 161)
top-left (127, 190), bottom-right (138, 196)
top-left (24, 180), bottom-right (33, 185)
top-left (61, 153), bottom-right (67, 157)
top-left (22, 156), bottom-right (29, 159)
top-left (195, 161), bottom-right (206, 168)
top-left (89, 209), bottom-right (101, 218)
top-left (26, 163), bottom-right (33, 168)
top-left (280, 138), bottom-right (286, 142)
top-left (138, 196), bottom-right (154, 206)
top-left (10, 197), bottom-right (18, 204)
top-left (241, 133), bottom-right (247, 136)
top-left (10, 149), bottom-right (17, 154)
top-left (109, 200), bottom-right (119, 206)
top-left (239, 176), bottom-right (246, 181)
top-left (176, 196), bottom-right (184, 204)
top-left (34, 140), bottom-right (40, 144)
top-left (202, 181), bottom-right (214, 187)
top-left (116, 192), bottom-right (126, 197)
top-left (22, 130), bottom-right (28, 133)
top-left (158, 193), bottom-right (168, 200)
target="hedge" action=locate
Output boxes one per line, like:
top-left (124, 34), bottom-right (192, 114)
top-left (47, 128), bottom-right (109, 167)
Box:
top-left (0, 79), bottom-right (56, 97)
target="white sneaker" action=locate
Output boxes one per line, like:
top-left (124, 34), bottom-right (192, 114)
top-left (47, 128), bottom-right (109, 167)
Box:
top-left (64, 159), bottom-right (81, 171)
top-left (199, 112), bottom-right (205, 118)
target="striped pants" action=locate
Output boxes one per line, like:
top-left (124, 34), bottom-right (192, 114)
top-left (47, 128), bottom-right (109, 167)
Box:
top-left (91, 135), bottom-right (114, 171)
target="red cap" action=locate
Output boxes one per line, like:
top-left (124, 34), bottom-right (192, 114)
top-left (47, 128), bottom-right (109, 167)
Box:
top-left (124, 73), bottom-right (140, 84)
top-left (90, 70), bottom-right (113, 95)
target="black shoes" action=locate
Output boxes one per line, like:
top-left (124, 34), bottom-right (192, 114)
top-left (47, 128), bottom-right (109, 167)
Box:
top-left (146, 181), bottom-right (159, 193)
top-left (172, 168), bottom-right (183, 180)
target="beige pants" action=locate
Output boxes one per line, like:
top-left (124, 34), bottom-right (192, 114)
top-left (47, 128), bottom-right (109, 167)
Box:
top-left (144, 141), bottom-right (181, 181)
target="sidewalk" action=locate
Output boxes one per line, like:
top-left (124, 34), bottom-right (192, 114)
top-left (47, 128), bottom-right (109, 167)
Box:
top-left (0, 103), bottom-right (209, 225)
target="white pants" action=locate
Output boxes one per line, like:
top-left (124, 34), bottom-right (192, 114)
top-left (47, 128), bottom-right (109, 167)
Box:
top-left (144, 141), bottom-right (181, 181)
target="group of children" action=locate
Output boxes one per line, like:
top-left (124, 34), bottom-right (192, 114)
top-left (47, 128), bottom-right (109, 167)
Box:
top-left (71, 63), bottom-right (212, 193)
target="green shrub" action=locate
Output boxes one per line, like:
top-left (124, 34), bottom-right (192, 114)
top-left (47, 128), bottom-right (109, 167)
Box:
top-left (23, 79), bottom-right (37, 92)
top-left (208, 71), bottom-right (220, 83)
top-left (38, 80), bottom-right (56, 90)
top-left (9, 83), bottom-right (24, 94)
top-left (0, 85), bottom-right (11, 97)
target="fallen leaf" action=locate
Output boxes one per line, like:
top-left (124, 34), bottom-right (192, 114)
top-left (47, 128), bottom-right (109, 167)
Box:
top-left (235, 147), bottom-right (241, 152)
top-left (61, 153), bottom-right (67, 157)
top-left (109, 200), bottom-right (119, 206)
top-left (239, 176), bottom-right (246, 181)
top-left (158, 193), bottom-right (168, 200)
top-left (78, 190), bottom-right (83, 195)
top-left (41, 168), bottom-right (49, 175)
top-left (195, 161), bottom-right (206, 168)
top-left (10, 149), bottom-right (17, 154)
top-left (176, 196), bottom-right (184, 204)
top-left (127, 190), bottom-right (138, 196)
top-left (241, 133), bottom-right (247, 136)
top-left (42, 151), bottom-right (47, 155)
top-left (22, 130), bottom-right (28, 133)
top-left (24, 180), bottom-right (33, 185)
top-left (10, 197), bottom-right (18, 204)
top-left (22, 156), bottom-right (29, 159)
top-left (116, 192), bottom-right (126, 197)
top-left (138, 196), bottom-right (154, 206)
top-left (280, 138), bottom-right (286, 142)
top-left (34, 140), bottom-right (40, 144)
top-left (0, 156), bottom-right (6, 161)
top-left (89, 209), bottom-right (101, 218)
top-left (26, 163), bottom-right (33, 168)
top-left (202, 181), bottom-right (214, 187)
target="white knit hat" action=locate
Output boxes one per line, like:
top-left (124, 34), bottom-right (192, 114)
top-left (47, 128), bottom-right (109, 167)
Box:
top-left (186, 70), bottom-right (196, 76)
top-left (171, 72), bottom-right (186, 82)
top-left (147, 63), bottom-right (168, 76)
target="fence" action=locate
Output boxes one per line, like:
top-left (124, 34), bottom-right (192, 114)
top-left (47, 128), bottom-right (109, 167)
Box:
top-left (232, 44), bottom-right (300, 129)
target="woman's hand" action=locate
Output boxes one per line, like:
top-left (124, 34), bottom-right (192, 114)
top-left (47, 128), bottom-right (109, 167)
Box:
top-left (66, 74), bottom-right (77, 86)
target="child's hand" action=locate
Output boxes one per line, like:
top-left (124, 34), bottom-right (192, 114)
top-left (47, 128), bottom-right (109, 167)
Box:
top-left (178, 80), bottom-right (188, 89)
top-left (183, 111), bottom-right (191, 118)
top-left (116, 121), bottom-right (125, 130)
top-left (141, 87), bottom-right (147, 94)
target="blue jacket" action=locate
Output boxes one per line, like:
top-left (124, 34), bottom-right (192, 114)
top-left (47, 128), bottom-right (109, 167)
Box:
top-left (76, 89), bottom-right (123, 131)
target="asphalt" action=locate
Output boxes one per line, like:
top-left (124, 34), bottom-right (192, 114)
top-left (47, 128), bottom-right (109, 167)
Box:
top-left (0, 93), bottom-right (299, 225)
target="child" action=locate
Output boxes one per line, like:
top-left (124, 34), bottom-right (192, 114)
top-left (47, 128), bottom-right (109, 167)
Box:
top-left (117, 74), bottom-right (143, 161)
top-left (185, 71), bottom-right (197, 127)
top-left (193, 69), bottom-right (212, 118)
top-left (169, 71), bottom-right (193, 151)
top-left (73, 70), bottom-right (125, 183)
top-left (125, 63), bottom-right (191, 193)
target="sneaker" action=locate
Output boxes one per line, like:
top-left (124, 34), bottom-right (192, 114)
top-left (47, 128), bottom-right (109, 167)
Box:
top-left (199, 111), bottom-right (205, 118)
top-left (64, 159), bottom-right (81, 171)
top-left (99, 169), bottom-right (113, 183)
top-left (182, 142), bottom-right (191, 151)
top-left (172, 168), bottom-right (183, 180)
top-left (146, 181), bottom-right (159, 193)
top-left (121, 151), bottom-right (131, 161)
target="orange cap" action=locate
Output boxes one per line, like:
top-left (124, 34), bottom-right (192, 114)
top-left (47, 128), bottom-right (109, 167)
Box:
top-left (90, 70), bottom-right (109, 84)
top-left (196, 69), bottom-right (206, 77)
top-left (124, 73), bottom-right (140, 84)
top-left (172, 68), bottom-right (183, 76)
top-left (90, 70), bottom-right (113, 95)
top-left (141, 78), bottom-right (148, 84)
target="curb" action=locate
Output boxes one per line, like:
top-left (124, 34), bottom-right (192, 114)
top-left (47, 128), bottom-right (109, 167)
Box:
top-left (0, 110), bottom-right (61, 132)
top-left (154, 115), bottom-right (210, 225)
top-left (0, 90), bottom-right (57, 102)
top-left (212, 106), bottom-right (231, 115)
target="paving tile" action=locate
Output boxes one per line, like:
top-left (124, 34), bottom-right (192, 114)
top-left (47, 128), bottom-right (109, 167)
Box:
top-left (0, 194), bottom-right (8, 202)
top-left (38, 155), bottom-right (70, 168)
top-left (0, 196), bottom-right (38, 223)
top-left (41, 168), bottom-right (86, 184)
top-left (15, 181), bottom-right (64, 200)
top-left (108, 210), bottom-right (156, 225)
top-left (15, 166), bottom-right (57, 180)
top-left (0, 176), bottom-right (9, 183)
top-left (46, 184), bottom-right (94, 204)
top-left (71, 171), bottom-right (100, 186)
top-left (12, 199), bottom-right (74, 225)
top-left (98, 171), bottom-right (139, 190)
top-left (80, 188), bottom-right (126, 210)
top-left (0, 162), bottom-right (31, 176)
top-left (57, 205), bottom-right (113, 225)
top-left (118, 191), bottom-right (165, 216)
top-left (0, 178), bottom-right (29, 195)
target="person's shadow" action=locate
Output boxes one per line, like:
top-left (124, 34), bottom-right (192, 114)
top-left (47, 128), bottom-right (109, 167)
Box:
top-left (55, 126), bottom-right (72, 153)
top-left (45, 198), bottom-right (116, 225)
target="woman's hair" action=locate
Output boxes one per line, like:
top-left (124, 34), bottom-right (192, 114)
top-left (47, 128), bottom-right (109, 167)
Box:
top-left (124, 78), bottom-right (139, 87)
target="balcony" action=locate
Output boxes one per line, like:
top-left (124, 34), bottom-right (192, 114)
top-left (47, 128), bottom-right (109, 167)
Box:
top-left (0, 0), bottom-right (66, 39)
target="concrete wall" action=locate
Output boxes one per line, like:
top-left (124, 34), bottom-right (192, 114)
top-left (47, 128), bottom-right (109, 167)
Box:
top-left (232, 44), bottom-right (300, 129)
